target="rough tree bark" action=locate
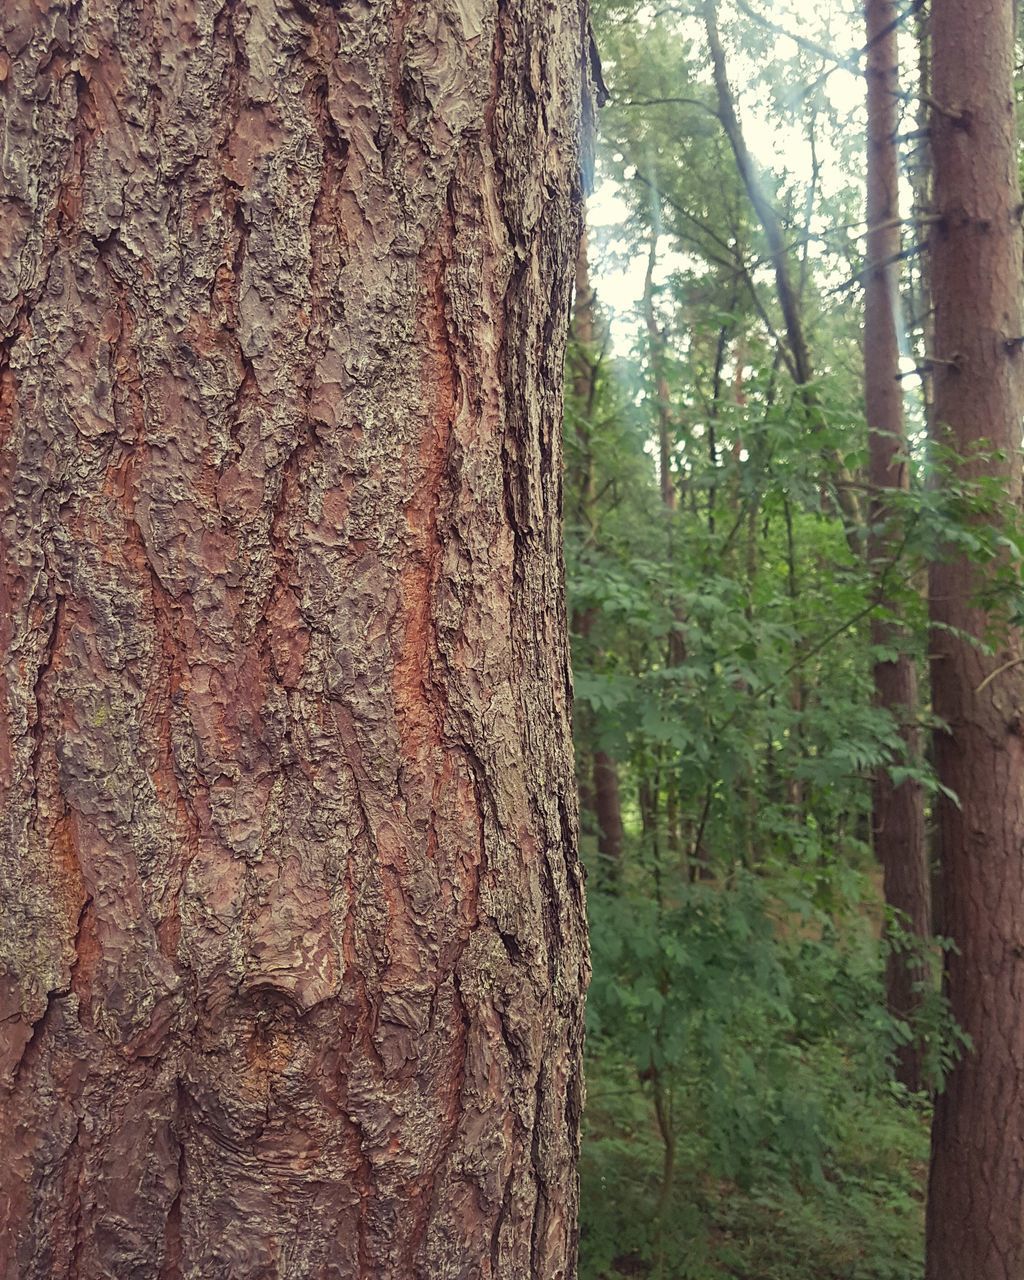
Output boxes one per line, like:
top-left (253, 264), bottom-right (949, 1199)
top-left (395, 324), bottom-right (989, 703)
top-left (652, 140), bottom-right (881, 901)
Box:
top-left (0, 2), bottom-right (592, 1277)
top-left (926, 0), bottom-right (1024, 1274)
top-left (863, 0), bottom-right (931, 1094)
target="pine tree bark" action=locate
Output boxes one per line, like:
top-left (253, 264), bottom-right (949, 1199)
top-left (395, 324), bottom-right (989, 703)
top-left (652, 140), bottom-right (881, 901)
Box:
top-left (863, 0), bottom-right (931, 1094)
top-left (926, 0), bottom-right (1024, 1274)
top-left (0, 3), bottom-right (591, 1277)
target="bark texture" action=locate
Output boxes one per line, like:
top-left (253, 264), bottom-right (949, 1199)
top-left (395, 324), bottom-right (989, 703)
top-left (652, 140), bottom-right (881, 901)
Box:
top-left (863, 0), bottom-right (930, 1094)
top-left (0, 2), bottom-right (591, 1277)
top-left (926, 0), bottom-right (1024, 1274)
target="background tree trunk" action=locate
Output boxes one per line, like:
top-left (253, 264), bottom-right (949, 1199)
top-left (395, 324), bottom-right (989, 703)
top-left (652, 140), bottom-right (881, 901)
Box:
top-left (703, 0), bottom-right (863, 555)
top-left (863, 0), bottom-right (931, 1094)
top-left (926, 0), bottom-right (1024, 1274)
top-left (0, 3), bottom-right (591, 1277)
top-left (570, 230), bottom-right (625, 876)
top-left (642, 232), bottom-right (678, 513)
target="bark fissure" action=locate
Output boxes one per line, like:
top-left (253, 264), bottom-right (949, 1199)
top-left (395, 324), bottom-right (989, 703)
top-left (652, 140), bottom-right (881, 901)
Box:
top-left (1, 1), bottom-right (590, 1275)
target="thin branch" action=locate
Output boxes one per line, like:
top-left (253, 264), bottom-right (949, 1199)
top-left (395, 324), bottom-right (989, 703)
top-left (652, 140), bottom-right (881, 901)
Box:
top-left (829, 241), bottom-right (931, 295)
top-left (734, 0), bottom-right (852, 69)
top-left (892, 86), bottom-right (965, 121)
top-left (976, 658), bottom-right (1024, 694)
top-left (738, 0), bottom-right (926, 75)
top-left (630, 175), bottom-right (795, 377)
top-left (612, 95), bottom-right (720, 118)
top-left (794, 0), bottom-right (928, 102)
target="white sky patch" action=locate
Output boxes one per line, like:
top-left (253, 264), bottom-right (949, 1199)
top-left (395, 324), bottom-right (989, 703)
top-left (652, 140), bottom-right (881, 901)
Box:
top-left (588, 186), bottom-right (700, 352)
top-left (585, 0), bottom-right (878, 345)
top-left (899, 353), bottom-right (921, 387)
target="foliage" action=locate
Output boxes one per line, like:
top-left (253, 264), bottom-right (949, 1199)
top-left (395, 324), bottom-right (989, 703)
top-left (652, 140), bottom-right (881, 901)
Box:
top-left (580, 1048), bottom-right (929, 1280)
top-left (567, 2), bottom-right (996, 1276)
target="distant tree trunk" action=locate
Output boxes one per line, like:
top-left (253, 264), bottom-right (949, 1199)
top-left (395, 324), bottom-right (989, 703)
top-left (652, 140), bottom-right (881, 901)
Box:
top-left (592, 750), bottom-right (625, 866)
top-left (640, 232), bottom-right (690, 868)
top-left (703, 0), bottom-right (862, 556)
top-left (910, 2), bottom-right (936, 427)
top-left (863, 0), bottom-right (931, 1094)
top-left (571, 226), bottom-right (600, 524)
top-left (571, 231), bottom-right (625, 876)
top-left (643, 233), bottom-right (678, 512)
top-left (926, 0), bottom-right (1024, 1275)
top-left (639, 773), bottom-right (660, 862)
top-left (0, 4), bottom-right (591, 1277)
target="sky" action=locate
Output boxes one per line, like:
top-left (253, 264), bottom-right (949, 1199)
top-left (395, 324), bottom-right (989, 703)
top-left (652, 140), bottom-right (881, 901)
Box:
top-left (584, 0), bottom-right (919, 379)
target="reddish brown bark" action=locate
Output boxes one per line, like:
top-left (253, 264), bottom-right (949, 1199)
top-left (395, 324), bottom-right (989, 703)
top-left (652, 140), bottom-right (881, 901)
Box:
top-left (0, 3), bottom-right (591, 1277)
top-left (863, 0), bottom-right (931, 1094)
top-left (926, 0), bottom-right (1024, 1274)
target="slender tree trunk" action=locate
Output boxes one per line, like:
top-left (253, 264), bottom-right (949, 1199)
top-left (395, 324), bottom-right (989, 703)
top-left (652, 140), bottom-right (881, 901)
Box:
top-left (911, 2), bottom-right (936, 426)
top-left (641, 236), bottom-right (688, 869)
top-left (571, 225), bottom-right (600, 523)
top-left (864, 0), bottom-right (931, 1094)
top-left (0, 4), bottom-right (591, 1277)
top-left (642, 235), bottom-right (686, 680)
top-left (705, 305), bottom-right (734, 536)
top-left (571, 232), bottom-right (625, 876)
top-left (639, 774), bottom-right (659, 861)
top-left (643, 233), bottom-right (678, 513)
top-left (926, 0), bottom-right (1024, 1274)
top-left (592, 750), bottom-right (624, 866)
top-left (703, 0), bottom-right (862, 555)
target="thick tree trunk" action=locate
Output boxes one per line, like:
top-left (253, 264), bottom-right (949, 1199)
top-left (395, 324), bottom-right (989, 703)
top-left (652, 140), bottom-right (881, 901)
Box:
top-left (0, 3), bottom-right (591, 1277)
top-left (926, 0), bottom-right (1024, 1274)
top-left (863, 0), bottom-right (931, 1094)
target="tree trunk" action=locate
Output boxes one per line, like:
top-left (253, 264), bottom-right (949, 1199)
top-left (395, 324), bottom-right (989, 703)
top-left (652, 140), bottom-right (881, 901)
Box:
top-left (570, 226), bottom-right (599, 525)
top-left (642, 233), bottom-right (677, 513)
top-left (703, 0), bottom-right (862, 556)
top-left (0, 4), bottom-right (591, 1277)
top-left (926, 0), bottom-right (1024, 1274)
top-left (910, 2), bottom-right (936, 427)
top-left (592, 750), bottom-right (624, 867)
top-left (863, 0), bottom-right (931, 1094)
top-left (570, 234), bottom-right (625, 878)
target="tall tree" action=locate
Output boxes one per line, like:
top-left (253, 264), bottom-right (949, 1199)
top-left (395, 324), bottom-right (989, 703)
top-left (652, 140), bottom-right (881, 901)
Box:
top-left (0, 3), bottom-right (590, 1276)
top-left (863, 0), bottom-right (930, 1093)
top-left (926, 0), bottom-right (1024, 1274)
